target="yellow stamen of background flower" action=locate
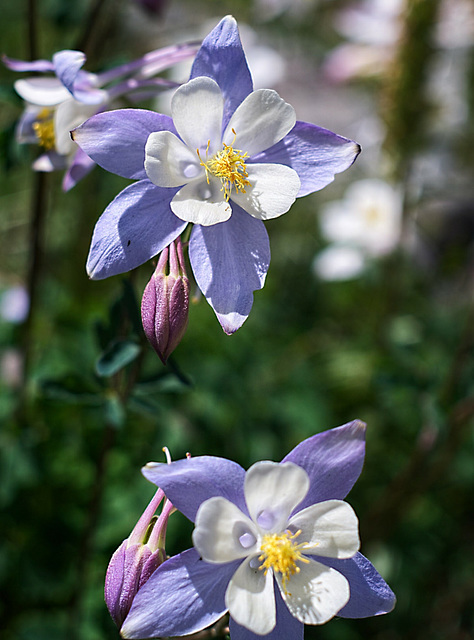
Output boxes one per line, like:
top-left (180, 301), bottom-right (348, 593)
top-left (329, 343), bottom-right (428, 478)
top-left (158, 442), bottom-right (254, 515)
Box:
top-left (32, 108), bottom-right (55, 150)
top-left (258, 529), bottom-right (310, 595)
top-left (197, 129), bottom-right (251, 201)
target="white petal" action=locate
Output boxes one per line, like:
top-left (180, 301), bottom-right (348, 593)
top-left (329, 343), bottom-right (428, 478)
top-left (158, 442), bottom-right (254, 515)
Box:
top-left (14, 77), bottom-right (71, 106)
top-left (171, 178), bottom-right (232, 226)
top-left (225, 556), bottom-right (276, 635)
top-left (193, 496), bottom-right (259, 563)
top-left (231, 163), bottom-right (300, 220)
top-left (145, 131), bottom-right (202, 188)
top-left (312, 246), bottom-right (366, 282)
top-left (55, 98), bottom-right (98, 156)
top-left (171, 77), bottom-right (223, 153)
top-left (223, 89), bottom-right (296, 157)
top-left (278, 558), bottom-right (350, 625)
top-left (289, 500), bottom-right (360, 559)
top-left (245, 462), bottom-right (309, 534)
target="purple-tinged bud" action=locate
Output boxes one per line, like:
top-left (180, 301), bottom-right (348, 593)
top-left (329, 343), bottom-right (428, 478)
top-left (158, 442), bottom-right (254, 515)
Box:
top-left (141, 237), bottom-right (189, 364)
top-left (104, 486), bottom-right (175, 629)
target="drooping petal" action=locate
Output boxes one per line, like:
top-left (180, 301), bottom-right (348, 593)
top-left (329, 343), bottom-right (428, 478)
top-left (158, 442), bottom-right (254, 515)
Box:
top-left (52, 50), bottom-right (86, 94)
top-left (193, 496), bottom-right (259, 563)
top-left (62, 147), bottom-right (96, 191)
top-left (15, 106), bottom-right (41, 143)
top-left (14, 77), bottom-right (71, 106)
top-left (244, 462), bottom-right (309, 533)
top-left (225, 556), bottom-right (276, 635)
top-left (72, 109), bottom-right (176, 180)
top-left (86, 180), bottom-right (185, 280)
top-left (121, 548), bottom-right (239, 639)
top-left (190, 15), bottom-right (253, 131)
top-left (251, 121), bottom-right (361, 197)
top-left (54, 98), bottom-right (98, 155)
top-left (145, 130), bottom-right (202, 187)
top-left (171, 178), bottom-right (232, 225)
top-left (289, 500), bottom-right (360, 559)
top-left (142, 455), bottom-right (247, 522)
top-left (282, 420), bottom-right (366, 511)
top-left (171, 76), bottom-right (224, 153)
top-left (223, 89), bottom-right (296, 157)
top-left (229, 587), bottom-right (304, 640)
top-left (3, 55), bottom-right (54, 72)
top-left (320, 553), bottom-right (396, 618)
top-left (189, 206), bottom-right (270, 334)
top-left (231, 163), bottom-right (300, 220)
top-left (278, 557), bottom-right (350, 625)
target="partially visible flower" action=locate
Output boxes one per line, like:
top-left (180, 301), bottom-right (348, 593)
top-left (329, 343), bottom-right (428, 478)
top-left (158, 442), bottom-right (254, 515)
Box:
top-left (105, 453), bottom-right (175, 630)
top-left (312, 245), bottom-right (366, 281)
top-left (314, 179), bottom-right (402, 281)
top-left (4, 43), bottom-right (199, 190)
top-left (0, 285), bottom-right (29, 323)
top-left (319, 179), bottom-right (402, 257)
top-left (72, 16), bottom-right (360, 333)
top-left (120, 421), bottom-right (395, 639)
top-left (141, 236), bottom-right (189, 364)
top-left (323, 0), bottom-right (405, 83)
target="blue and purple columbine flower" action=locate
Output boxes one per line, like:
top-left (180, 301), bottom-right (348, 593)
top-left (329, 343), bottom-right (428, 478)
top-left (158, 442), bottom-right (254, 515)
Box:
top-left (72, 16), bottom-right (360, 334)
top-left (118, 421), bottom-right (395, 639)
top-left (4, 43), bottom-right (198, 190)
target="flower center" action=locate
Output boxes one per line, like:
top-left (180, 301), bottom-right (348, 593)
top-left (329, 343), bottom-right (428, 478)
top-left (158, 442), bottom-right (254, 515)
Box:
top-left (258, 529), bottom-right (310, 595)
top-left (197, 129), bottom-right (251, 201)
top-left (32, 108), bottom-right (55, 150)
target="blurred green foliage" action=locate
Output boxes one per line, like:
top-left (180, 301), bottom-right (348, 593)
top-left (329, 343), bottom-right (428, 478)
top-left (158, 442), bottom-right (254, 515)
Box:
top-left (1, 0), bottom-right (473, 639)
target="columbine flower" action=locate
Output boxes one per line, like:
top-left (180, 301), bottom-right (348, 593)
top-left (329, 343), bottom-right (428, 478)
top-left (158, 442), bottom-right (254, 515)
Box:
top-left (105, 451), bottom-right (175, 630)
top-left (141, 236), bottom-right (189, 364)
top-left (313, 178), bottom-right (402, 280)
top-left (72, 15), bottom-right (360, 333)
top-left (4, 43), bottom-right (198, 190)
top-left (120, 421), bottom-right (395, 639)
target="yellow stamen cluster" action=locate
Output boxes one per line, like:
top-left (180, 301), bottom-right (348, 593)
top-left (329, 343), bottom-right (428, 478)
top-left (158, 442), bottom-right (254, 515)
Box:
top-left (259, 529), bottom-right (310, 595)
top-left (32, 108), bottom-right (55, 150)
top-left (197, 129), bottom-right (250, 201)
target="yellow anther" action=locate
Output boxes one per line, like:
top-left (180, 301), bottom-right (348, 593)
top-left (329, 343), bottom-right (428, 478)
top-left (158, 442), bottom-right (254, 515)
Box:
top-left (197, 130), bottom-right (251, 201)
top-left (32, 108), bottom-right (55, 150)
top-left (258, 529), bottom-right (310, 595)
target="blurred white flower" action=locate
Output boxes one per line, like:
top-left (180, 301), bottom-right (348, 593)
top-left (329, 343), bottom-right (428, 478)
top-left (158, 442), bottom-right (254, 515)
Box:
top-left (314, 179), bottom-right (402, 281)
top-left (324, 0), bottom-right (405, 82)
top-left (312, 246), bottom-right (366, 281)
top-left (0, 286), bottom-right (29, 324)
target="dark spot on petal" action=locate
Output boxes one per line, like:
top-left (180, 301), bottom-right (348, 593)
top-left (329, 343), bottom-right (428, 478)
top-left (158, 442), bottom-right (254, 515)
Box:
top-left (127, 240), bottom-right (131, 247)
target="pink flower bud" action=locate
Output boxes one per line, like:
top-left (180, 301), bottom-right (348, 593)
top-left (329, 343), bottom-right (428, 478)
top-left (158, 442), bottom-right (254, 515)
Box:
top-left (104, 487), bottom-right (175, 629)
top-left (141, 237), bottom-right (189, 364)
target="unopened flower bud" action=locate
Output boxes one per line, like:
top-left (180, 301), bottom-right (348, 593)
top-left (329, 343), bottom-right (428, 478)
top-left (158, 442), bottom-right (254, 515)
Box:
top-left (141, 237), bottom-right (189, 364)
top-left (104, 486), bottom-right (174, 629)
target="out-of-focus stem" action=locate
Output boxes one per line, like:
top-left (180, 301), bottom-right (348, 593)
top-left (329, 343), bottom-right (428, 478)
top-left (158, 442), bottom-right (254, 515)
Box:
top-left (27, 0), bottom-right (38, 60)
top-left (75, 0), bottom-right (110, 57)
top-left (21, 164), bottom-right (48, 387)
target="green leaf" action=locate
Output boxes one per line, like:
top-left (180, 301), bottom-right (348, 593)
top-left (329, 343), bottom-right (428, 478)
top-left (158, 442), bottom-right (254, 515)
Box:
top-left (95, 339), bottom-right (141, 377)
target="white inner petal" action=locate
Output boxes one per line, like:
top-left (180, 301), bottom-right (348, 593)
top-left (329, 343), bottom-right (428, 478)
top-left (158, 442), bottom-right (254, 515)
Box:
top-left (231, 163), bottom-right (300, 221)
top-left (55, 98), bottom-right (98, 156)
top-left (277, 557), bottom-right (350, 625)
top-left (225, 556), bottom-right (276, 635)
top-left (244, 461), bottom-right (310, 534)
top-left (145, 131), bottom-right (201, 188)
top-left (289, 500), bottom-right (360, 559)
top-left (15, 77), bottom-right (71, 106)
top-left (171, 77), bottom-right (224, 153)
top-left (223, 88), bottom-right (296, 157)
top-left (171, 178), bottom-right (233, 226)
top-left (193, 496), bottom-right (259, 563)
